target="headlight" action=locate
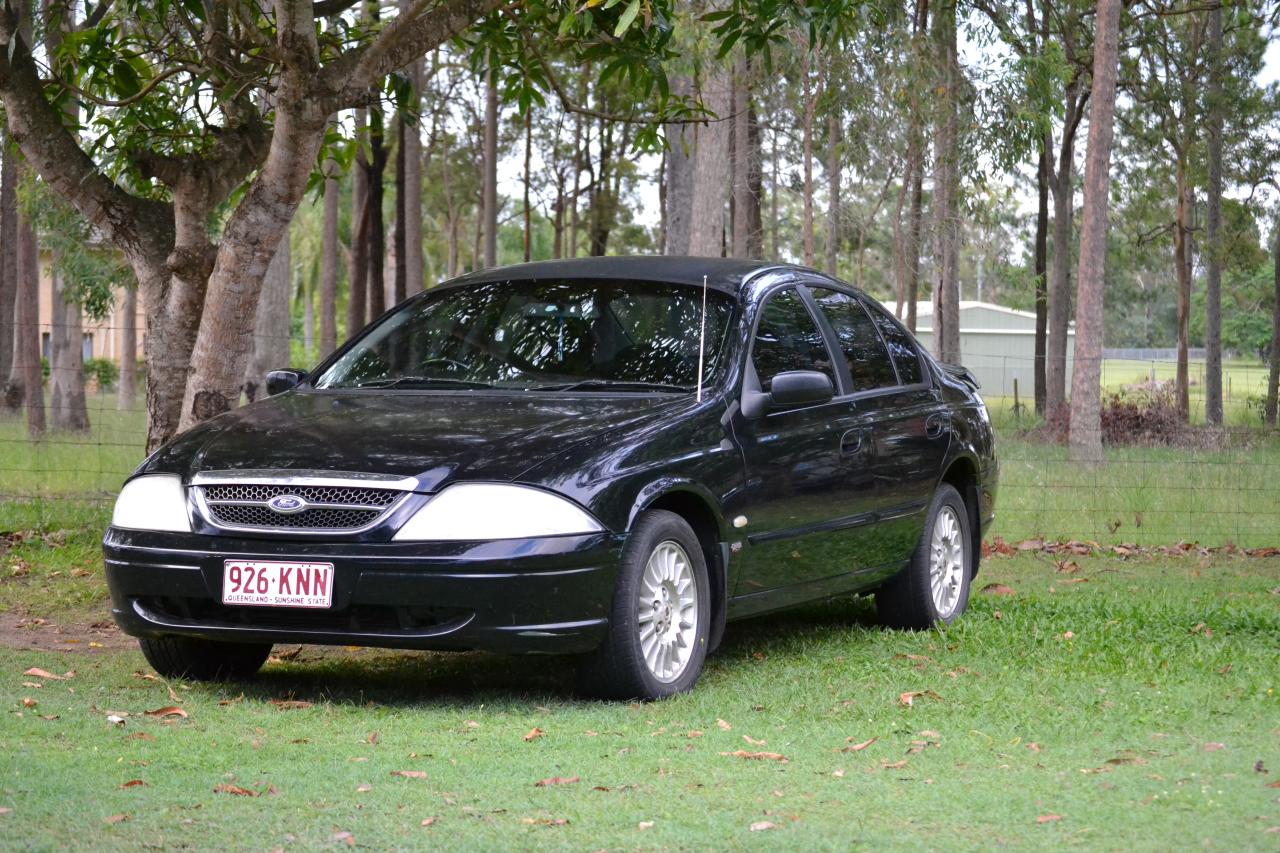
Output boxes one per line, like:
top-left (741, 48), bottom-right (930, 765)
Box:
top-left (392, 483), bottom-right (603, 541)
top-left (111, 474), bottom-right (192, 533)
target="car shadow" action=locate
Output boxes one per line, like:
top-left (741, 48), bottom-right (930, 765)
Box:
top-left (215, 595), bottom-right (885, 708)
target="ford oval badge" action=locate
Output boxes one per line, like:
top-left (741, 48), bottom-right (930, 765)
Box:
top-left (267, 494), bottom-right (308, 514)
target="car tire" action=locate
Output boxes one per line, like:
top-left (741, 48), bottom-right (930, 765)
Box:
top-left (876, 483), bottom-right (972, 630)
top-left (138, 636), bottom-right (273, 681)
top-left (579, 510), bottom-right (711, 700)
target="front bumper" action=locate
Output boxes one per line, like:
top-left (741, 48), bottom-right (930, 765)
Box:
top-left (103, 528), bottom-right (624, 654)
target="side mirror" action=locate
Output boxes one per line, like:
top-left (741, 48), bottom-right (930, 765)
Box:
top-left (768, 370), bottom-right (834, 408)
top-left (266, 369), bottom-right (306, 396)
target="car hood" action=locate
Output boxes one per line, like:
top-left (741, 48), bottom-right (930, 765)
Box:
top-left (144, 391), bottom-right (691, 492)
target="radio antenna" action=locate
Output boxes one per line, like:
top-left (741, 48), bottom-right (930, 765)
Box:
top-left (696, 274), bottom-right (708, 402)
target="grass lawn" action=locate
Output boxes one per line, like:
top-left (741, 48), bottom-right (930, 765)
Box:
top-left (1, 552), bottom-right (1277, 849)
top-left (1, 398), bottom-right (1279, 848)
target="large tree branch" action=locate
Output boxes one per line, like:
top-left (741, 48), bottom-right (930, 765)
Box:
top-left (322, 0), bottom-right (502, 109)
top-left (0, 6), bottom-right (173, 266)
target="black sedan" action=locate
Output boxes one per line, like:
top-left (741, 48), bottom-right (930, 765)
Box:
top-left (104, 257), bottom-right (997, 699)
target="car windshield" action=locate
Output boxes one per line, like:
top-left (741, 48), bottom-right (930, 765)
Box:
top-left (313, 279), bottom-right (736, 392)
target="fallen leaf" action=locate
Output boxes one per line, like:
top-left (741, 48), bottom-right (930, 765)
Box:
top-left (534, 775), bottom-right (580, 787)
top-left (124, 732), bottom-right (154, 742)
top-left (980, 583), bottom-right (1016, 596)
top-left (106, 714), bottom-right (126, 727)
top-left (717, 718), bottom-right (732, 731)
top-left (523, 727), bottom-right (545, 742)
top-left (722, 750), bottom-right (788, 762)
top-left (1218, 664), bottom-right (1233, 675)
top-left (22, 668), bottom-right (63, 680)
top-left (1266, 780), bottom-right (1280, 789)
top-left (269, 699), bottom-right (313, 710)
top-left (213, 784), bottom-right (258, 797)
top-left (20, 698), bottom-right (36, 708)
top-left (120, 780), bottom-right (146, 789)
top-left (356, 784), bottom-right (371, 793)
top-left (638, 820), bottom-right (655, 830)
top-left (0, 807), bottom-right (10, 815)
top-left (332, 831), bottom-right (355, 846)
top-left (365, 731), bottom-right (378, 745)
top-left (1026, 743), bottom-right (1041, 753)
top-left (1061, 631), bottom-right (1075, 640)
top-left (898, 690), bottom-right (942, 708)
top-left (144, 706), bottom-right (187, 719)
top-left (420, 817), bottom-right (438, 827)
top-left (881, 759), bottom-right (908, 770)
top-left (105, 814), bottom-right (130, 825)
top-left (1190, 622), bottom-right (1214, 638)
top-left (521, 817), bottom-right (569, 826)
top-left (743, 735), bottom-right (766, 746)
top-left (1054, 560), bottom-right (1080, 574)
top-left (391, 770), bottom-right (428, 779)
top-left (750, 821), bottom-right (779, 832)
top-left (831, 769), bottom-right (845, 777)
top-left (1036, 814), bottom-right (1062, 824)
top-left (843, 736), bottom-right (877, 752)
top-left (1203, 742), bottom-right (1226, 751)
top-left (686, 730), bottom-right (703, 739)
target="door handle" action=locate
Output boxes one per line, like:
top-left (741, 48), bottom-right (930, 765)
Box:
top-left (840, 428), bottom-right (868, 456)
top-left (926, 412), bottom-right (951, 439)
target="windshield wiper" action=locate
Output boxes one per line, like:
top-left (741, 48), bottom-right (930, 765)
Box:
top-left (352, 376), bottom-right (495, 390)
top-left (531, 379), bottom-right (693, 393)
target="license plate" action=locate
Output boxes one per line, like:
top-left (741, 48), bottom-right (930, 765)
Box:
top-left (222, 560), bottom-right (334, 608)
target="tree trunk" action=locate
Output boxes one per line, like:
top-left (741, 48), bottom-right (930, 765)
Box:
top-left (905, 153), bottom-right (924, 333)
top-left (664, 74), bottom-right (694, 256)
top-left (825, 97), bottom-right (841, 276)
top-left (1034, 139), bottom-right (1049, 415)
top-left (0, 133), bottom-right (16, 394)
top-left (393, 115), bottom-right (408, 305)
top-left (44, 0), bottom-right (88, 431)
top-left (930, 0), bottom-right (961, 364)
top-left (302, 262), bottom-right (314, 363)
top-left (13, 200), bottom-right (43, 437)
top-left (1046, 139), bottom-right (1076, 423)
top-left (523, 109), bottom-right (532, 262)
top-left (801, 43), bottom-right (816, 267)
top-left (730, 57), bottom-right (762, 258)
top-left (1265, 218), bottom-right (1279, 428)
top-left (400, 0), bottom-right (424, 296)
top-left (366, 102), bottom-right (387, 319)
top-left (688, 66), bottom-right (732, 258)
top-left (1068, 0), bottom-right (1120, 466)
top-left (347, 109), bottom-right (369, 339)
top-left (1173, 158), bottom-right (1191, 420)
top-left (320, 152), bottom-right (339, 355)
top-left (482, 64), bottom-right (498, 268)
top-left (769, 128), bottom-right (779, 259)
top-left (1203, 1), bottom-right (1224, 426)
top-left (117, 285), bottom-right (137, 411)
top-left (243, 234), bottom-right (292, 402)
top-left (49, 267), bottom-right (90, 430)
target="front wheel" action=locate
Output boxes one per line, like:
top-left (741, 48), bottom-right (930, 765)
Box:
top-left (139, 636), bottom-right (273, 681)
top-left (876, 483), bottom-right (972, 630)
top-left (578, 510), bottom-right (711, 700)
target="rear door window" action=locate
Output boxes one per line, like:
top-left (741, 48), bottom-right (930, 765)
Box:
top-left (861, 299), bottom-right (926, 386)
top-left (809, 288), bottom-right (898, 392)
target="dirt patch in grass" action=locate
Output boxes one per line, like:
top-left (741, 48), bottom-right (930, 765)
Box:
top-left (0, 607), bottom-right (132, 652)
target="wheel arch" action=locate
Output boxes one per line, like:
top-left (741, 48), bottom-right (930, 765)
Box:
top-left (628, 480), bottom-right (729, 653)
top-left (939, 454), bottom-right (983, 577)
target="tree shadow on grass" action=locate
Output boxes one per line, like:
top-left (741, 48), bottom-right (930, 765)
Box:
top-left (215, 594), bottom-right (885, 709)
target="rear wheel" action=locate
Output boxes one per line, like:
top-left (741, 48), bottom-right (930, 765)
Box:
top-left (876, 483), bottom-right (972, 630)
top-left (579, 510), bottom-right (711, 700)
top-left (139, 636), bottom-right (273, 681)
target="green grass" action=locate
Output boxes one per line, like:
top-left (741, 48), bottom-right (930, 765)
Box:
top-left (1, 553), bottom-right (1277, 849)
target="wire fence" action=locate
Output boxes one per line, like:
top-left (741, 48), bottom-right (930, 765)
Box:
top-left (2, 321), bottom-right (1279, 549)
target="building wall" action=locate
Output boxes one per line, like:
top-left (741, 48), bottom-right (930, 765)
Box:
top-left (36, 251), bottom-right (145, 364)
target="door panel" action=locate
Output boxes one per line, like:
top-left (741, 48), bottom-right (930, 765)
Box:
top-left (730, 287), bottom-right (881, 601)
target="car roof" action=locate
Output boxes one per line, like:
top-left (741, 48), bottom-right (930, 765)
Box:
top-left (441, 256), bottom-right (810, 295)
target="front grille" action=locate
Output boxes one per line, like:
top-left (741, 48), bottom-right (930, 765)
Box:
top-left (206, 504), bottom-right (383, 530)
top-left (202, 484), bottom-right (400, 508)
top-left (196, 479), bottom-right (408, 533)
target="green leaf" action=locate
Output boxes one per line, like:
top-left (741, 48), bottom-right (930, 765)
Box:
top-left (112, 59), bottom-right (141, 98)
top-left (613, 0), bottom-right (641, 38)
